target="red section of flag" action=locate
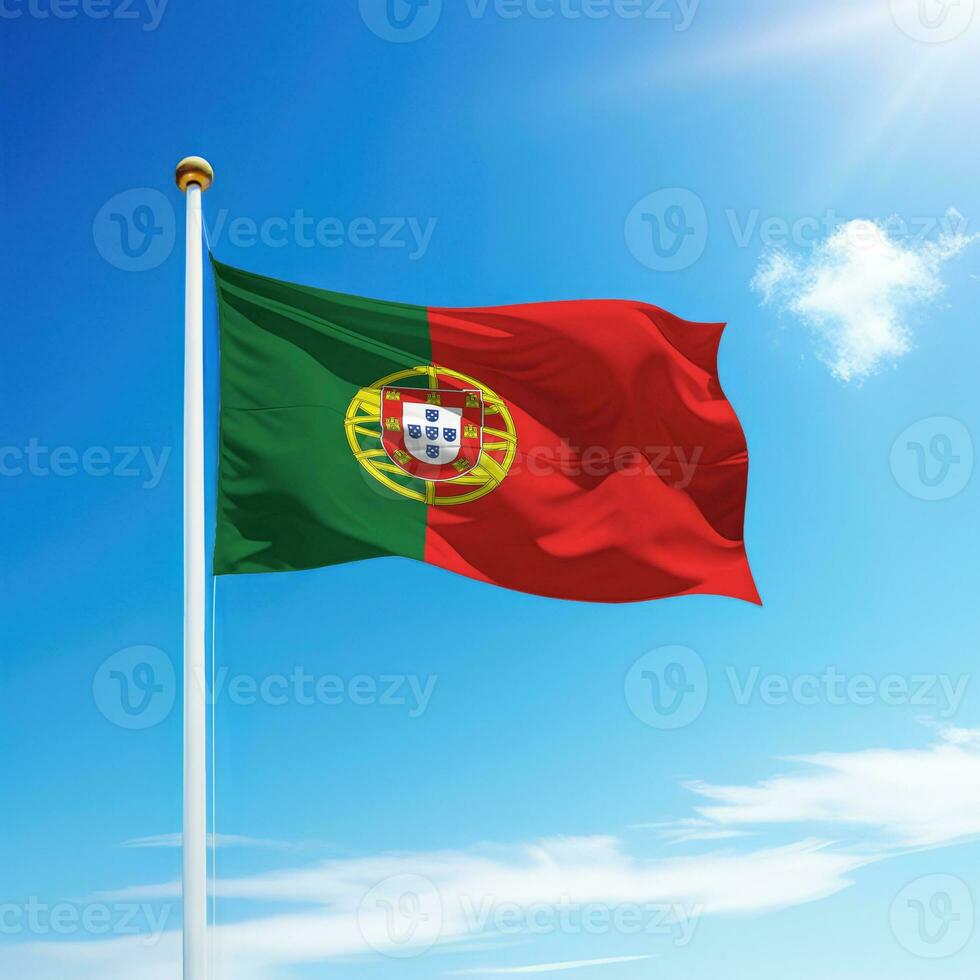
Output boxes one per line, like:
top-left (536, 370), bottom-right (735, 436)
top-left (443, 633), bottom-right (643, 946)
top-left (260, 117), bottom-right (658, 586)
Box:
top-left (424, 300), bottom-right (759, 604)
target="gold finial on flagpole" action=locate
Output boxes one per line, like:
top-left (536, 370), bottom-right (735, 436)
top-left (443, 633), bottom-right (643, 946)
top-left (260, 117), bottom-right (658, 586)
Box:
top-left (175, 156), bottom-right (214, 192)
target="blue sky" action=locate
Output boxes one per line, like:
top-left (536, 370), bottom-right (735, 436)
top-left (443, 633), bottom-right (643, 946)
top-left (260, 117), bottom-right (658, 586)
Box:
top-left (2, 0), bottom-right (979, 977)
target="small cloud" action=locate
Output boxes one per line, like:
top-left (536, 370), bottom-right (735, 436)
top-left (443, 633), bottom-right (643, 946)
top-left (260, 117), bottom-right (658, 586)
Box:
top-left (447, 955), bottom-right (658, 975)
top-left (686, 726), bottom-right (980, 848)
top-left (752, 210), bottom-right (976, 382)
top-left (630, 818), bottom-right (751, 845)
top-left (929, 724), bottom-right (980, 749)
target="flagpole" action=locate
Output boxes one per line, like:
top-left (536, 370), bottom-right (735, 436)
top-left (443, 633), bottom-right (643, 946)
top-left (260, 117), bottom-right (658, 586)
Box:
top-left (175, 155), bottom-right (213, 980)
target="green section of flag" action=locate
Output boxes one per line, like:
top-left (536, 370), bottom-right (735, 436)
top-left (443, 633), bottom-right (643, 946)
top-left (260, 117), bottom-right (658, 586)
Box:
top-left (212, 259), bottom-right (432, 575)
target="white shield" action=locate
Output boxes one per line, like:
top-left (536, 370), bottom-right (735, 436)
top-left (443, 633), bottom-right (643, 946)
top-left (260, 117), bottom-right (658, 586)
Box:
top-left (402, 401), bottom-right (464, 466)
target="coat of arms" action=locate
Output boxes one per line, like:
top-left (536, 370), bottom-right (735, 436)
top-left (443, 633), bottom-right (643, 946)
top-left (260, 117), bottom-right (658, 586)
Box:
top-left (380, 387), bottom-right (484, 481)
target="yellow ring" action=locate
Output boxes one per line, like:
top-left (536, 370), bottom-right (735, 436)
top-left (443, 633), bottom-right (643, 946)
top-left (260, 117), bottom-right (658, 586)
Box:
top-left (345, 365), bottom-right (517, 506)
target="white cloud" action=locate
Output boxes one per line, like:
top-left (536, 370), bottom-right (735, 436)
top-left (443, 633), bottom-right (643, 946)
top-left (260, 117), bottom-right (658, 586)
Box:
top-left (630, 818), bottom-right (751, 845)
top-left (447, 954), bottom-right (658, 974)
top-left (9, 728), bottom-right (980, 980)
top-left (98, 835), bottom-right (867, 918)
top-left (11, 838), bottom-right (869, 980)
top-left (752, 210), bottom-right (975, 381)
top-left (0, 935), bottom-right (180, 980)
top-left (932, 724), bottom-right (980, 748)
top-left (687, 727), bottom-right (980, 847)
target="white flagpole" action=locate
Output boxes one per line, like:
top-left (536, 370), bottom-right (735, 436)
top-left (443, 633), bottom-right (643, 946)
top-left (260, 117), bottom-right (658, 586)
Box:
top-left (175, 155), bottom-right (214, 980)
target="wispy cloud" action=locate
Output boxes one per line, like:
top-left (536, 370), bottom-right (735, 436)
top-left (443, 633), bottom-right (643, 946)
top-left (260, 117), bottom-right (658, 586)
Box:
top-left (687, 726), bottom-right (980, 847)
top-left (447, 954), bottom-right (658, 974)
top-left (44, 837), bottom-right (869, 980)
top-left (752, 210), bottom-right (976, 381)
top-left (0, 935), bottom-right (180, 980)
top-left (99, 836), bottom-right (867, 916)
top-left (9, 728), bottom-right (980, 980)
top-left (630, 818), bottom-right (751, 845)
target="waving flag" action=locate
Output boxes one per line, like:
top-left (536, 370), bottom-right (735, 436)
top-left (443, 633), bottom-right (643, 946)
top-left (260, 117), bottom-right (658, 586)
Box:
top-left (212, 259), bottom-right (758, 603)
